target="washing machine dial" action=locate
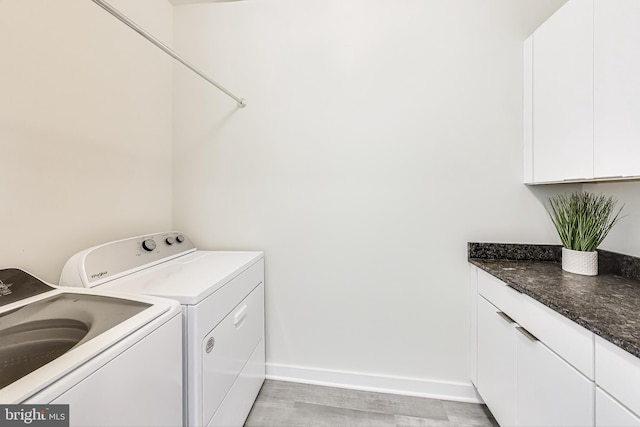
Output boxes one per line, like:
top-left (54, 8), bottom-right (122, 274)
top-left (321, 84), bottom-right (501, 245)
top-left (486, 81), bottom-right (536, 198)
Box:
top-left (176, 235), bottom-right (185, 243)
top-left (165, 237), bottom-right (175, 245)
top-left (142, 239), bottom-right (157, 252)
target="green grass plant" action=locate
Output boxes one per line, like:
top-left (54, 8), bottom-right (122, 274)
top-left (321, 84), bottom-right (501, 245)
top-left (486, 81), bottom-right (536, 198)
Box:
top-left (546, 192), bottom-right (624, 252)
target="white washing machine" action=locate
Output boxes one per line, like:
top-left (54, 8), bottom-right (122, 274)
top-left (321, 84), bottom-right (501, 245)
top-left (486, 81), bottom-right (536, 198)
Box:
top-left (60, 231), bottom-right (265, 427)
top-left (0, 267), bottom-right (183, 427)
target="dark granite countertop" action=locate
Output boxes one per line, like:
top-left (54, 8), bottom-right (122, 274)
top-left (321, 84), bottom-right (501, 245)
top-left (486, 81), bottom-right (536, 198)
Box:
top-left (468, 243), bottom-right (640, 359)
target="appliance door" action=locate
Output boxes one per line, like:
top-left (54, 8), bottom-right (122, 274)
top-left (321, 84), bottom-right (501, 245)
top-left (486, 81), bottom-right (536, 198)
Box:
top-left (201, 283), bottom-right (264, 426)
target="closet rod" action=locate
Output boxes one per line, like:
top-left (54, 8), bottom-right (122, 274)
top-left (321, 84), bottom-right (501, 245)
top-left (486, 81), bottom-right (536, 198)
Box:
top-left (91, 0), bottom-right (246, 108)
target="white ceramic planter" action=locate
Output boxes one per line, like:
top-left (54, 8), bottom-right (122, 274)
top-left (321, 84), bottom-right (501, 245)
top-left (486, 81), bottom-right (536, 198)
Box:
top-left (562, 247), bottom-right (598, 276)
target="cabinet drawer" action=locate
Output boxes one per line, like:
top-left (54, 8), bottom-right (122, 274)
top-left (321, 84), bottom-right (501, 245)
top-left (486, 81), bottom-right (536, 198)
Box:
top-left (478, 269), bottom-right (523, 320)
top-left (516, 292), bottom-right (594, 380)
top-left (596, 336), bottom-right (640, 416)
top-left (477, 269), bottom-right (594, 379)
top-left (596, 387), bottom-right (640, 427)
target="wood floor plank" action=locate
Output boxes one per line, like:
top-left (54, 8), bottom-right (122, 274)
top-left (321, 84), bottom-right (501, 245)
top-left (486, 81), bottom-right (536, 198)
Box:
top-left (291, 402), bottom-right (397, 427)
top-left (255, 380), bottom-right (448, 420)
top-left (245, 400), bottom-right (297, 427)
top-left (395, 414), bottom-right (483, 427)
top-left (245, 380), bottom-right (497, 427)
top-left (441, 400), bottom-right (498, 427)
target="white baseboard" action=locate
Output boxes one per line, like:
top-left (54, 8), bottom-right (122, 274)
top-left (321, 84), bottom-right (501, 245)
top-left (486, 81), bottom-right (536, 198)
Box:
top-left (266, 363), bottom-right (483, 404)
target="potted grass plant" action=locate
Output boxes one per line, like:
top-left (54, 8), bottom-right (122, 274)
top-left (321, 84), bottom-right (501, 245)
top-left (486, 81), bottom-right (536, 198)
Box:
top-left (546, 192), bottom-right (624, 276)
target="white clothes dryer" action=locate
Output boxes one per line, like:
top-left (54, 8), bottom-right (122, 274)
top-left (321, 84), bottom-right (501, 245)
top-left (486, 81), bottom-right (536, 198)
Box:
top-left (0, 268), bottom-right (183, 427)
top-left (60, 231), bottom-right (265, 427)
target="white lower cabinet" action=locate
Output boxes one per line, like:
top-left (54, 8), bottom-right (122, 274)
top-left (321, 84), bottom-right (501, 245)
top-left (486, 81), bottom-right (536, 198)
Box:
top-left (596, 388), bottom-right (640, 427)
top-left (595, 336), bottom-right (640, 424)
top-left (471, 264), bottom-right (640, 426)
top-left (516, 329), bottom-right (594, 427)
top-left (477, 296), bottom-right (517, 427)
top-left (477, 292), bottom-right (593, 427)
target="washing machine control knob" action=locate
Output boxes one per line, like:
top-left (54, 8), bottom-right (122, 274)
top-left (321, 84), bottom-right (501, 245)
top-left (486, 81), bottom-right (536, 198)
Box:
top-left (142, 239), bottom-right (157, 252)
top-left (176, 235), bottom-right (185, 243)
top-left (165, 237), bottom-right (175, 245)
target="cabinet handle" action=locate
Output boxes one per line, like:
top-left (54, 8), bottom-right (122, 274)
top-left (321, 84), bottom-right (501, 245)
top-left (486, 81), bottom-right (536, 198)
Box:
top-left (516, 326), bottom-right (538, 342)
top-left (496, 311), bottom-right (515, 324)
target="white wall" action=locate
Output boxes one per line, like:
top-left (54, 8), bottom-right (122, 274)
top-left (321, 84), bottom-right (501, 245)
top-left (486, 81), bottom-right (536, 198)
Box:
top-left (0, 0), bottom-right (174, 282)
top-left (582, 181), bottom-right (640, 257)
top-left (173, 0), bottom-right (568, 398)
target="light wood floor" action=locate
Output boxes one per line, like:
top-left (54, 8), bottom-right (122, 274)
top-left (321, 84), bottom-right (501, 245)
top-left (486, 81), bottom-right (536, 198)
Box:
top-left (245, 380), bottom-right (498, 427)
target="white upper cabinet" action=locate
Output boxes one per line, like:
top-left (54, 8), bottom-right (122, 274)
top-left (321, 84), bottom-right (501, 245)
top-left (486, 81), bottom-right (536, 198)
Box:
top-left (525, 0), bottom-right (640, 184)
top-left (532, 0), bottom-right (594, 183)
top-left (593, 1), bottom-right (640, 179)
top-left (523, 35), bottom-right (534, 183)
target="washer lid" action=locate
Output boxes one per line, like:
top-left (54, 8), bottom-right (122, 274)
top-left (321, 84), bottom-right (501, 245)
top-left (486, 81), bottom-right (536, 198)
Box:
top-left (0, 269), bottom-right (54, 307)
top-left (97, 251), bottom-right (264, 305)
top-left (0, 273), bottom-right (180, 403)
top-left (0, 292), bottom-right (150, 390)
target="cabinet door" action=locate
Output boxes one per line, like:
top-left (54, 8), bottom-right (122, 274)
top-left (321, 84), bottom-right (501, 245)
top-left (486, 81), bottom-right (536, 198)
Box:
top-left (469, 265), bottom-right (478, 387)
top-left (596, 387), bottom-right (640, 427)
top-left (595, 336), bottom-right (640, 417)
top-left (523, 35), bottom-right (534, 184)
top-left (594, 0), bottom-right (640, 178)
top-left (533, 0), bottom-right (593, 182)
top-left (477, 296), bottom-right (517, 427)
top-left (517, 327), bottom-right (594, 427)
